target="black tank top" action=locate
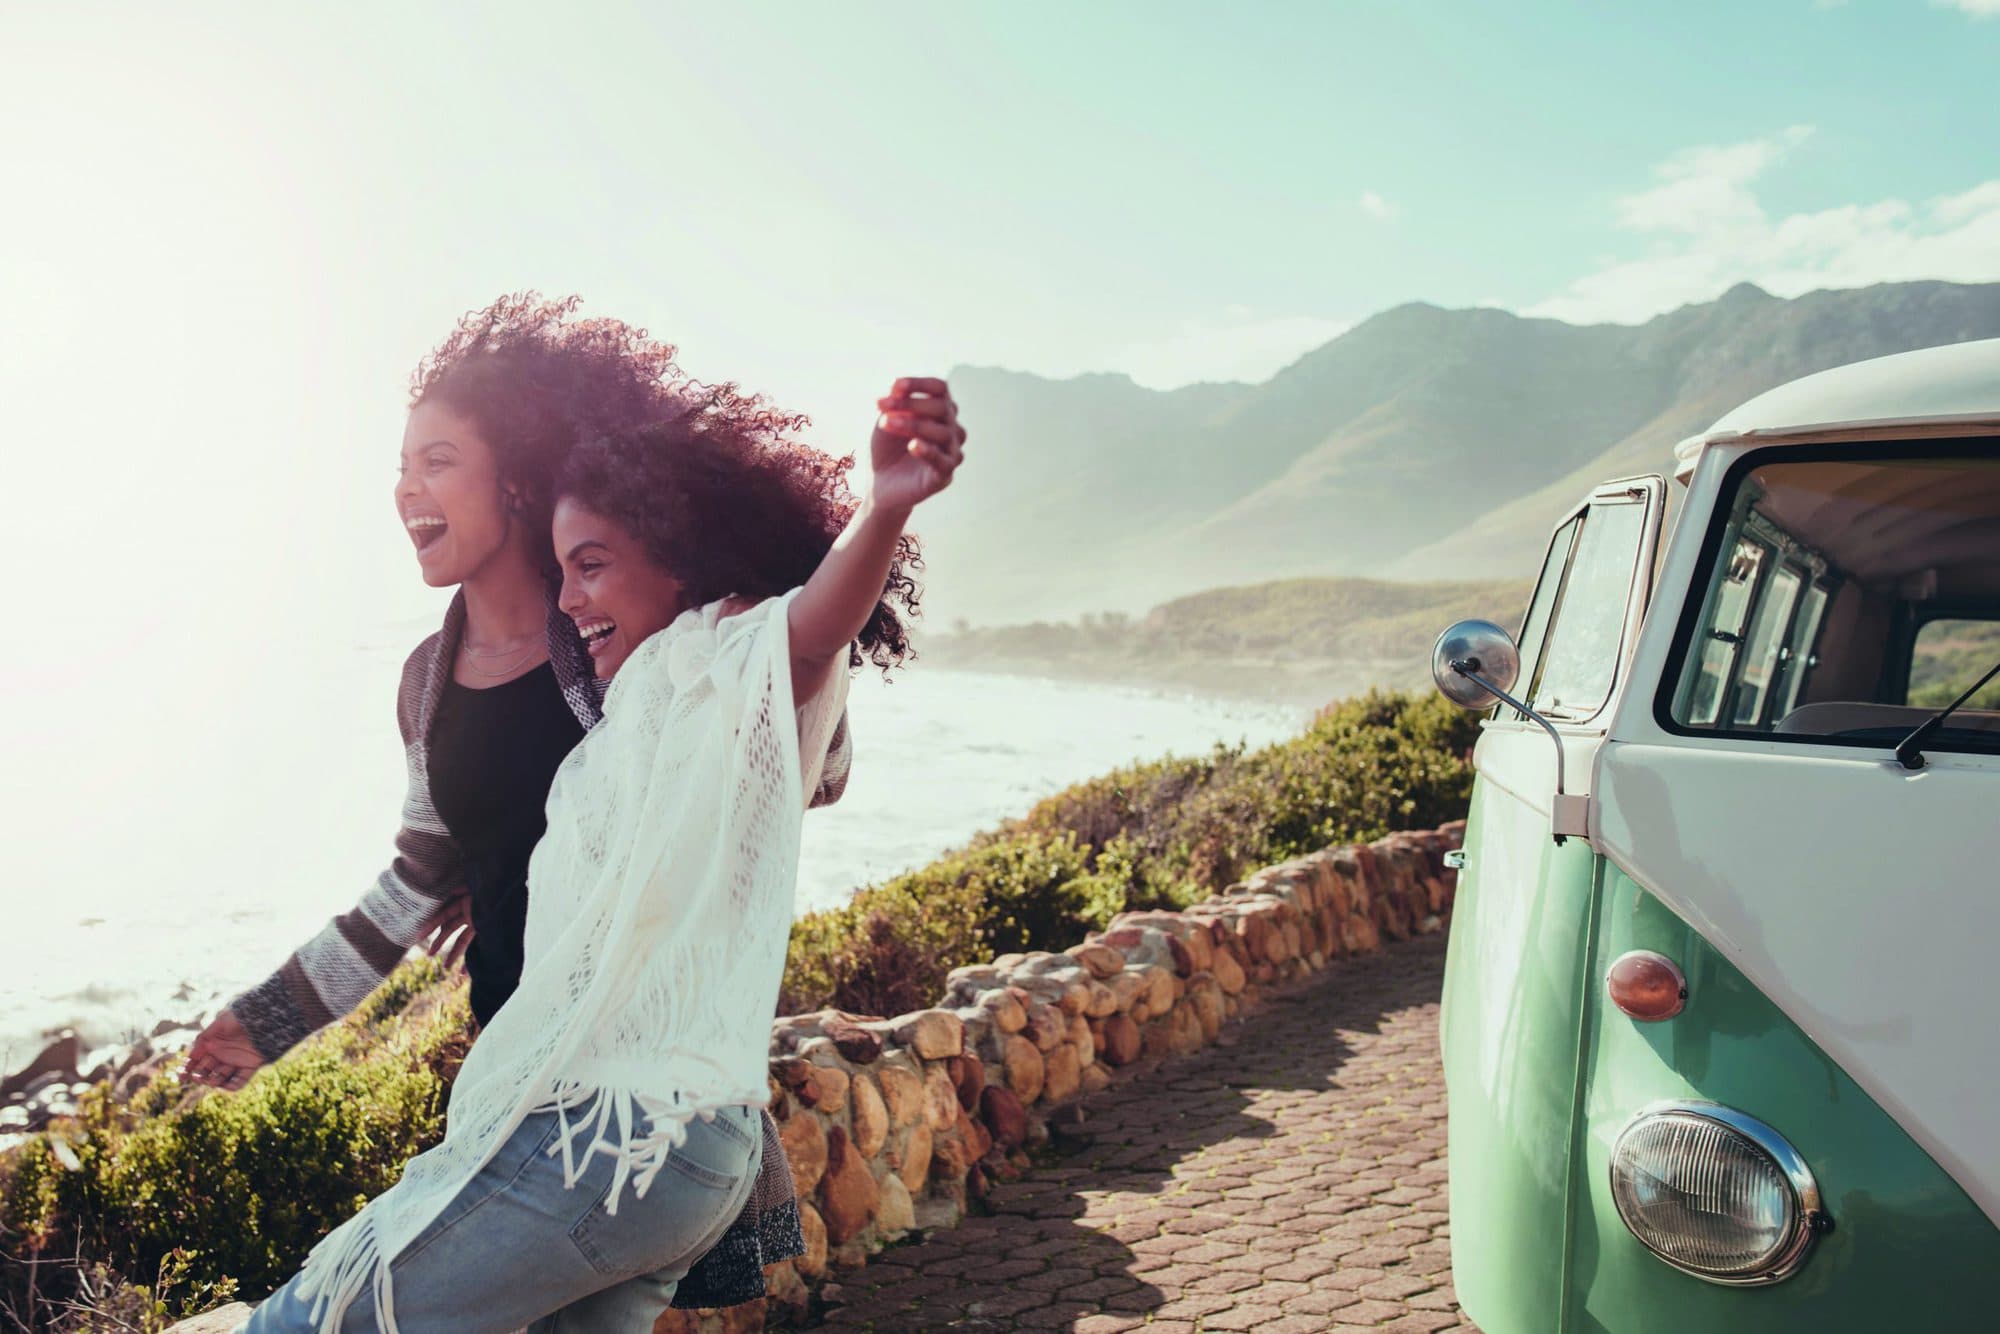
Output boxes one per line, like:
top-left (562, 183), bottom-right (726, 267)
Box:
top-left (427, 662), bottom-right (586, 1025)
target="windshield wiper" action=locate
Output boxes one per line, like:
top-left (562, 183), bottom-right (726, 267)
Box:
top-left (1895, 657), bottom-right (2000, 771)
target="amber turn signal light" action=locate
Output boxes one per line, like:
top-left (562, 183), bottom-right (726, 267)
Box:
top-left (1607, 950), bottom-right (1687, 1021)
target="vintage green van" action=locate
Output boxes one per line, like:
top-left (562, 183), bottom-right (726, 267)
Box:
top-left (1429, 337), bottom-right (2000, 1331)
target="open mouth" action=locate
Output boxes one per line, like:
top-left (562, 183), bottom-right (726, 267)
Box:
top-left (405, 514), bottom-right (448, 552)
top-left (578, 619), bottom-right (617, 657)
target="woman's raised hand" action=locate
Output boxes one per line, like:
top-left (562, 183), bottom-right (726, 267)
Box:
top-left (871, 377), bottom-right (966, 512)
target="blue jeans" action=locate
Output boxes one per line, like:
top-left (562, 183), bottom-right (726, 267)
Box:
top-left (245, 1103), bottom-right (761, 1333)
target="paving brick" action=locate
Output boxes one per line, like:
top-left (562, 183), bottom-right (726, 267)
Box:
top-left (810, 936), bottom-right (1480, 1331)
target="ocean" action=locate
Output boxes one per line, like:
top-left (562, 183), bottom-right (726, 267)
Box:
top-left (1, 648), bottom-right (1304, 1072)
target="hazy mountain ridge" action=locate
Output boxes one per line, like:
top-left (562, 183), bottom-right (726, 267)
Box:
top-left (920, 280), bottom-right (2000, 624)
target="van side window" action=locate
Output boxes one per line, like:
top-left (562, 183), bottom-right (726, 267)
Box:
top-left (1909, 619), bottom-right (2000, 710)
top-left (1664, 447), bottom-right (2000, 757)
top-left (1512, 515), bottom-right (1581, 712)
top-left (1525, 497), bottom-right (1649, 719)
top-left (1685, 536), bottom-right (1767, 725)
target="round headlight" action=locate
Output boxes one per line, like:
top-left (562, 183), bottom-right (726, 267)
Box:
top-left (1609, 1102), bottom-right (1828, 1285)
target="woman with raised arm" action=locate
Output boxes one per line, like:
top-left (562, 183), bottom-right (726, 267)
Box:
top-left (188, 295), bottom-right (853, 1313)
top-left (242, 377), bottom-right (961, 1332)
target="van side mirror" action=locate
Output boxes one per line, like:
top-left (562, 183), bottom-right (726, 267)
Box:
top-left (1430, 619), bottom-right (1589, 845)
top-left (1432, 620), bottom-right (1522, 710)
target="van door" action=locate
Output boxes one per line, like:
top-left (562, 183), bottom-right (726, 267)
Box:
top-left (1442, 476), bottom-right (1665, 1333)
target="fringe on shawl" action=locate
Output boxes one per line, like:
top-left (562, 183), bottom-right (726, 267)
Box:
top-left (533, 1080), bottom-right (763, 1215)
top-left (292, 1205), bottom-right (395, 1334)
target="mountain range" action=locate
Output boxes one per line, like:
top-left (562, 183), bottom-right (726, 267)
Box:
top-left (916, 280), bottom-right (2000, 627)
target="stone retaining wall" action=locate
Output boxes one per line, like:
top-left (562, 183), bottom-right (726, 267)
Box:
top-left (685, 820), bottom-right (1465, 1331)
top-left (162, 821), bottom-right (1464, 1334)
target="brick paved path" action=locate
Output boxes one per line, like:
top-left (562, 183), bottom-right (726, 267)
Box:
top-left (813, 933), bottom-right (1473, 1332)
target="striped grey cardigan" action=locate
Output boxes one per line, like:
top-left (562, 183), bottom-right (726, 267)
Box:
top-left (232, 590), bottom-right (847, 1308)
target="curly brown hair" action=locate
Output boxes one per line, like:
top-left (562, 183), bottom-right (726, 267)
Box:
top-left (411, 292), bottom-right (720, 581)
top-left (559, 414), bottom-right (922, 673)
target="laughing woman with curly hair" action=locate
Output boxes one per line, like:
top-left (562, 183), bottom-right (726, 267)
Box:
top-left (242, 378), bottom-right (961, 1332)
top-left (186, 295), bottom-right (860, 1320)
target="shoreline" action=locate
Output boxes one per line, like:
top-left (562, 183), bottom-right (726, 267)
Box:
top-left (3, 664), bottom-right (1328, 1136)
top-left (914, 647), bottom-right (1424, 712)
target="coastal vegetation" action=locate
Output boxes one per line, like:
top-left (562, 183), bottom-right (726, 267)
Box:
top-left (0, 688), bottom-right (1475, 1330)
top-left (778, 690), bottom-right (1478, 1017)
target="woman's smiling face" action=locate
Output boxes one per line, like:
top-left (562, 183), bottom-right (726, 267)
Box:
top-left (396, 402), bottom-right (516, 588)
top-left (553, 495), bottom-right (686, 679)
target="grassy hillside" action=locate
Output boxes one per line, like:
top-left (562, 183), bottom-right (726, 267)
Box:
top-left (921, 575), bottom-right (1532, 705)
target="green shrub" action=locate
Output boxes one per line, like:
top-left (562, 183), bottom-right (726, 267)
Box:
top-left (1, 960), bottom-right (469, 1322)
top-left (780, 689), bottom-right (1476, 1015)
top-left (779, 833), bottom-right (1112, 1015)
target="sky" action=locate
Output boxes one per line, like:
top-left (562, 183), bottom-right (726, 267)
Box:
top-left (1, 0), bottom-right (1997, 755)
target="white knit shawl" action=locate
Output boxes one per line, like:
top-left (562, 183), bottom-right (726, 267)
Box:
top-left (292, 590), bottom-right (845, 1332)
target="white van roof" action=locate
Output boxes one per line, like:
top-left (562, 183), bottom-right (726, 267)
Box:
top-left (1674, 336), bottom-right (2000, 477)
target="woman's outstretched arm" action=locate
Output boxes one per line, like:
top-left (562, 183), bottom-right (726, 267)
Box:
top-left (787, 377), bottom-right (965, 707)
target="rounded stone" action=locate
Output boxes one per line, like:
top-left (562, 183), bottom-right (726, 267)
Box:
top-left (1065, 942), bottom-right (1126, 979)
top-left (817, 1125), bottom-right (879, 1244)
top-left (978, 990), bottom-right (1028, 1033)
top-left (875, 1065), bottom-right (926, 1128)
top-left (1023, 1004), bottom-right (1065, 1053)
top-left (892, 1120), bottom-right (933, 1193)
top-left (947, 1053), bottom-right (985, 1111)
top-left (876, 1172), bottom-right (916, 1235)
top-left (801, 1064), bottom-right (849, 1114)
top-left (893, 1009), bottom-right (965, 1061)
top-left (850, 1073), bottom-right (889, 1157)
top-left (1041, 1042), bottom-right (1081, 1105)
top-left (824, 1019), bottom-right (884, 1065)
top-left (1082, 980), bottom-right (1119, 1018)
top-left (795, 1201), bottom-right (830, 1277)
top-left (978, 1084), bottom-right (1028, 1150)
top-left (1099, 1013), bottom-right (1142, 1066)
top-left (923, 1065), bottom-right (960, 1133)
top-left (778, 1111), bottom-right (828, 1197)
top-left (1002, 1035), bottom-right (1045, 1103)
top-left (1211, 949), bottom-right (1247, 995)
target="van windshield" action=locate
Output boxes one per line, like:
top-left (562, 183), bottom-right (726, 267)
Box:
top-left (1664, 443), bottom-right (2000, 757)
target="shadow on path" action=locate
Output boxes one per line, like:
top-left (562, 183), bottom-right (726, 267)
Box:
top-left (812, 934), bottom-right (1468, 1332)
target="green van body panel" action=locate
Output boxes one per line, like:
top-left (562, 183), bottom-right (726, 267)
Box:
top-left (1438, 786), bottom-right (1603, 1334)
top-left (1562, 865), bottom-right (2000, 1332)
top-left (1442, 813), bottom-right (2000, 1332)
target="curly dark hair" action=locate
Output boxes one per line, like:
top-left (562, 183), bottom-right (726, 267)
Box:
top-left (559, 413), bottom-right (922, 674)
top-left (412, 292), bottom-right (721, 581)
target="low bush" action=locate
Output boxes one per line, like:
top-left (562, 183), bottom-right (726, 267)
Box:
top-left (779, 690), bottom-right (1476, 1014)
top-left (1, 961), bottom-right (469, 1326)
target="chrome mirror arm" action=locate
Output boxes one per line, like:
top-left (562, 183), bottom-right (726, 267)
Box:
top-left (1450, 659), bottom-right (1587, 846)
top-left (1450, 660), bottom-right (1567, 795)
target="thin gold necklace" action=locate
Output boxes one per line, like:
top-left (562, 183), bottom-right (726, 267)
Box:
top-left (459, 639), bottom-right (542, 678)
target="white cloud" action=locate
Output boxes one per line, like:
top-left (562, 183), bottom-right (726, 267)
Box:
top-left (1527, 127), bottom-right (2000, 324)
top-left (1110, 307), bottom-right (1352, 389)
top-left (1359, 190), bottom-right (1398, 221)
top-left (1935, 0), bottom-right (2000, 17)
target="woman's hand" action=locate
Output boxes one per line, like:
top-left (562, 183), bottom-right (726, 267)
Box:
top-left (184, 1009), bottom-right (266, 1091)
top-left (423, 889), bottom-right (475, 971)
top-left (870, 377), bottom-right (966, 512)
